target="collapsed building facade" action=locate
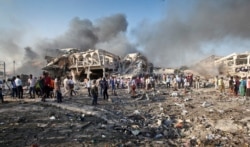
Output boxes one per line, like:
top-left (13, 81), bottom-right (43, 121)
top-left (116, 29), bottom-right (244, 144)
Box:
top-left (198, 51), bottom-right (250, 76)
top-left (43, 48), bottom-right (153, 81)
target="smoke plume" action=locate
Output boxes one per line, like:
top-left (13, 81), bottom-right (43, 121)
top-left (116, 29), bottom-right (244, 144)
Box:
top-left (1, 14), bottom-right (136, 76)
top-left (134, 0), bottom-right (250, 67)
top-left (36, 13), bottom-right (135, 57)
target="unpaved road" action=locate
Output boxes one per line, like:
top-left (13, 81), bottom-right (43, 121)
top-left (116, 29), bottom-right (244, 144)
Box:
top-left (1, 86), bottom-right (250, 147)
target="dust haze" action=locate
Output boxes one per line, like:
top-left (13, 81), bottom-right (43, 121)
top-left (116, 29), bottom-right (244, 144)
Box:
top-left (134, 0), bottom-right (250, 67)
top-left (1, 0), bottom-right (250, 76)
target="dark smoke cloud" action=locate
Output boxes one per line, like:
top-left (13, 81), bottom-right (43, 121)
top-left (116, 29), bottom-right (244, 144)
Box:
top-left (14, 46), bottom-right (43, 76)
top-left (134, 0), bottom-right (250, 67)
top-left (36, 13), bottom-right (135, 57)
top-left (1, 14), bottom-right (136, 76)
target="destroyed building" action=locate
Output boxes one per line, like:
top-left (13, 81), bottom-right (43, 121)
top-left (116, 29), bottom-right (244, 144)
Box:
top-left (43, 48), bottom-right (153, 80)
top-left (195, 52), bottom-right (250, 77)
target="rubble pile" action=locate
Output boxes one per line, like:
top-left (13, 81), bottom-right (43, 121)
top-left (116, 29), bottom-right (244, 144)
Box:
top-left (1, 82), bottom-right (250, 146)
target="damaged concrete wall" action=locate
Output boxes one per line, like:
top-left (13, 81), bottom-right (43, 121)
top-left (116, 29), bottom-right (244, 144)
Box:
top-left (43, 48), bottom-right (154, 80)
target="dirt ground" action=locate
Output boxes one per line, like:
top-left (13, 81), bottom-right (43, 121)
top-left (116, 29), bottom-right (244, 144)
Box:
top-left (1, 85), bottom-right (250, 147)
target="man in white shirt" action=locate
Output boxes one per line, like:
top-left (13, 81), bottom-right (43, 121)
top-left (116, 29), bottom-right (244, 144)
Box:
top-left (86, 78), bottom-right (91, 96)
top-left (28, 74), bottom-right (37, 98)
top-left (15, 75), bottom-right (23, 99)
top-left (63, 76), bottom-right (70, 97)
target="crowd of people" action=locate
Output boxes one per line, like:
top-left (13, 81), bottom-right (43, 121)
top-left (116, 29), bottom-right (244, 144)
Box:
top-left (9, 72), bottom-right (61, 103)
top-left (215, 75), bottom-right (250, 97)
top-left (4, 70), bottom-right (250, 105)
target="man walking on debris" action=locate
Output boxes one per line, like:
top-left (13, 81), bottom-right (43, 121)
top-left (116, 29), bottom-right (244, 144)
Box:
top-left (42, 72), bottom-right (51, 102)
top-left (28, 74), bottom-right (36, 98)
top-left (91, 80), bottom-right (98, 105)
top-left (15, 75), bottom-right (23, 99)
top-left (86, 78), bottom-right (91, 97)
top-left (239, 77), bottom-right (246, 97)
top-left (0, 82), bottom-right (3, 103)
top-left (102, 78), bottom-right (109, 100)
top-left (11, 76), bottom-right (17, 98)
top-left (63, 76), bottom-right (70, 97)
top-left (195, 76), bottom-right (200, 89)
top-left (218, 77), bottom-right (225, 94)
top-left (68, 76), bottom-right (77, 96)
top-left (234, 76), bottom-right (240, 96)
top-left (110, 77), bottom-right (116, 95)
top-left (166, 75), bottom-right (171, 88)
top-left (54, 76), bottom-right (62, 103)
top-left (98, 77), bottom-right (103, 96)
top-left (127, 77), bottom-right (131, 93)
top-left (131, 77), bottom-right (136, 97)
top-left (229, 76), bottom-right (234, 95)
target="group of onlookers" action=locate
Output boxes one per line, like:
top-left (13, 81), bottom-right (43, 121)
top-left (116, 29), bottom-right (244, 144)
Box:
top-left (10, 72), bottom-right (63, 103)
top-left (214, 75), bottom-right (250, 97)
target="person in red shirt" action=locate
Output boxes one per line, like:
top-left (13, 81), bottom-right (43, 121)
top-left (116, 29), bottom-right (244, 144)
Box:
top-left (42, 72), bottom-right (51, 102)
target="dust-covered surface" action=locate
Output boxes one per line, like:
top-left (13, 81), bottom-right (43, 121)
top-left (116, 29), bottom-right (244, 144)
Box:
top-left (1, 85), bottom-right (250, 147)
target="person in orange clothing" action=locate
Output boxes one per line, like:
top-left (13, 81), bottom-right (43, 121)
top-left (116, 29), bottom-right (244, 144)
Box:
top-left (49, 78), bottom-right (55, 98)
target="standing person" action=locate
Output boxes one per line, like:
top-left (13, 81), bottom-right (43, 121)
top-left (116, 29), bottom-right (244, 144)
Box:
top-left (136, 77), bottom-right (140, 89)
top-left (239, 77), bottom-right (246, 97)
top-left (140, 77), bottom-right (144, 89)
top-left (116, 77), bottom-right (120, 89)
top-left (166, 76), bottom-right (171, 88)
top-left (11, 76), bottom-right (17, 98)
top-left (218, 77), bottom-right (225, 94)
top-left (102, 78), bottom-right (109, 100)
top-left (15, 75), bottom-right (23, 99)
top-left (63, 76), bottom-right (70, 97)
top-left (176, 75), bottom-right (181, 89)
top-left (91, 80), bottom-right (98, 105)
top-left (189, 74), bottom-right (193, 87)
top-left (49, 77), bottom-right (54, 98)
top-left (234, 76), bottom-right (240, 96)
top-left (180, 76), bottom-right (185, 88)
top-left (68, 76), bottom-right (76, 96)
top-left (54, 76), bottom-right (62, 103)
top-left (37, 76), bottom-right (44, 98)
top-left (195, 76), bottom-right (200, 89)
top-left (86, 78), bottom-right (91, 97)
top-left (246, 76), bottom-right (250, 98)
top-left (28, 74), bottom-right (36, 98)
top-left (120, 77), bottom-right (125, 89)
top-left (127, 78), bottom-right (132, 93)
top-left (131, 78), bottom-right (136, 97)
top-left (42, 72), bottom-right (51, 102)
top-left (228, 76), bottom-right (234, 95)
top-left (0, 81), bottom-right (3, 103)
top-left (110, 77), bottom-right (116, 95)
top-left (184, 76), bottom-right (189, 89)
top-left (98, 77), bottom-right (103, 96)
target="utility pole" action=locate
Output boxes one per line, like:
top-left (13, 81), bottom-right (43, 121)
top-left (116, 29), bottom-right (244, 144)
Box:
top-left (3, 62), bottom-right (5, 80)
top-left (13, 60), bottom-right (15, 76)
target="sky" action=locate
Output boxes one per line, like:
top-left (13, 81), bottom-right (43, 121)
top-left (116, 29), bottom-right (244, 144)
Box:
top-left (0, 0), bottom-right (250, 75)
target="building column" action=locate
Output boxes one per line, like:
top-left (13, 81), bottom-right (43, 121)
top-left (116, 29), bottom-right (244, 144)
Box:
top-left (87, 66), bottom-right (91, 79)
top-left (71, 70), bottom-right (76, 83)
top-left (76, 59), bottom-right (78, 73)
